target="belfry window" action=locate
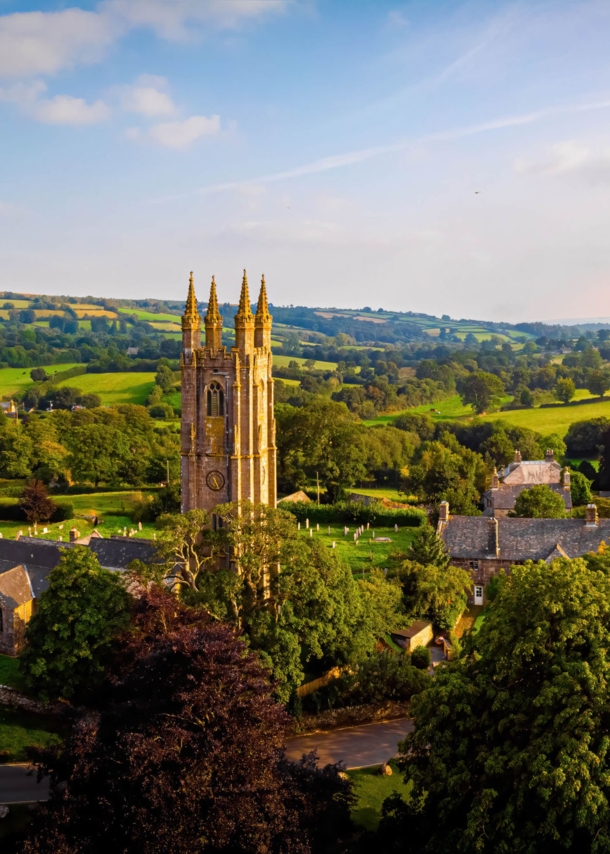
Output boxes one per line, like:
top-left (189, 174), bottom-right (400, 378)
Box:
top-left (207, 382), bottom-right (224, 417)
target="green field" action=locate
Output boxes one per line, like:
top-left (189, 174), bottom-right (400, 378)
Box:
top-left (299, 524), bottom-right (418, 574)
top-left (56, 372), bottom-right (155, 405)
top-left (273, 354), bottom-right (338, 370)
top-left (117, 307), bottom-right (182, 323)
top-left (348, 762), bottom-right (412, 831)
top-left (0, 704), bottom-right (64, 763)
top-left (0, 363), bottom-right (83, 399)
top-left (364, 390), bottom-right (610, 439)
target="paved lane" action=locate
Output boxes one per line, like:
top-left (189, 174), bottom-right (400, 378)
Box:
top-left (285, 717), bottom-right (413, 769)
top-left (0, 765), bottom-right (49, 803)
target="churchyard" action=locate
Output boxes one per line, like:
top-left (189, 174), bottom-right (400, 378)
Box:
top-left (298, 521), bottom-right (419, 575)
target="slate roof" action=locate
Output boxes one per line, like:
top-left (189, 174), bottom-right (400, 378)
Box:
top-left (89, 537), bottom-right (156, 569)
top-left (483, 484), bottom-right (572, 512)
top-left (502, 460), bottom-right (562, 485)
top-left (0, 565), bottom-right (34, 609)
top-left (440, 515), bottom-right (610, 562)
top-left (391, 621), bottom-right (432, 639)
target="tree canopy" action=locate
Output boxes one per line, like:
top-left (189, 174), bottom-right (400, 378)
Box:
top-left (379, 558), bottom-right (610, 854)
top-left (21, 546), bottom-right (132, 700)
top-left (24, 589), bottom-right (354, 854)
top-left (512, 483), bottom-right (566, 518)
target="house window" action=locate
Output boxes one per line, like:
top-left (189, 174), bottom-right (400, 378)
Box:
top-left (206, 382), bottom-right (224, 417)
top-left (469, 560), bottom-right (479, 570)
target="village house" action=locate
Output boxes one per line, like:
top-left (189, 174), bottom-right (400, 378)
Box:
top-left (0, 535), bottom-right (155, 656)
top-left (482, 449), bottom-right (572, 517)
top-left (390, 621), bottom-right (433, 652)
top-left (438, 501), bottom-right (610, 606)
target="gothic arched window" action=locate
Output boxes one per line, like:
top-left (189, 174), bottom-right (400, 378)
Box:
top-left (207, 381), bottom-right (224, 417)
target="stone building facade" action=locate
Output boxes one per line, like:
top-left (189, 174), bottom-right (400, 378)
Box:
top-left (438, 500), bottom-right (610, 605)
top-left (482, 449), bottom-right (572, 517)
top-left (181, 271), bottom-right (277, 513)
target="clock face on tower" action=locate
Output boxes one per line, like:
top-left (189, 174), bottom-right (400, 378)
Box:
top-left (206, 470), bottom-right (225, 491)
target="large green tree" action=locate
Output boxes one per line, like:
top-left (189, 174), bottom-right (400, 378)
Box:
top-left (406, 434), bottom-right (487, 515)
top-left (21, 547), bottom-right (132, 700)
top-left (389, 561), bottom-right (471, 630)
top-left (379, 558), bottom-right (610, 854)
top-left (458, 371), bottom-right (505, 414)
top-left (512, 483), bottom-right (566, 518)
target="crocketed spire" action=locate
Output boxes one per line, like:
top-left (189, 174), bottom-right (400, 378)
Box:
top-left (236, 269), bottom-right (253, 319)
top-left (255, 274), bottom-right (271, 323)
top-left (205, 275), bottom-right (222, 324)
top-left (183, 271), bottom-right (200, 322)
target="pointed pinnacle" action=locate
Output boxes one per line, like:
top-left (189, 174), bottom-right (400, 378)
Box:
top-left (184, 271), bottom-right (200, 320)
top-left (255, 273), bottom-right (271, 322)
top-left (237, 269), bottom-right (253, 318)
top-left (205, 275), bottom-right (222, 323)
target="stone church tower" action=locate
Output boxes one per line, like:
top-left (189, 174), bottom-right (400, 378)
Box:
top-left (180, 270), bottom-right (277, 513)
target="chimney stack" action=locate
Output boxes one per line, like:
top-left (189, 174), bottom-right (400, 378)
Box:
top-left (438, 501), bottom-right (450, 522)
top-left (563, 467), bottom-right (571, 489)
top-left (69, 527), bottom-right (80, 543)
top-left (489, 517), bottom-right (500, 556)
top-left (491, 467), bottom-right (499, 489)
top-left (585, 504), bottom-right (598, 527)
top-left (514, 450), bottom-right (522, 463)
top-left (545, 449), bottom-right (555, 462)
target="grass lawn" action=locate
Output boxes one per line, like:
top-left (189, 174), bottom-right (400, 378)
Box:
top-left (0, 363), bottom-right (83, 399)
top-left (348, 762), bottom-right (412, 831)
top-left (0, 489), bottom-right (159, 541)
top-left (363, 394), bottom-right (474, 426)
top-left (0, 704), bottom-right (64, 763)
top-left (0, 656), bottom-right (25, 691)
top-left (299, 524), bottom-right (418, 574)
top-left (56, 371), bottom-right (156, 405)
top-left (117, 307), bottom-right (182, 323)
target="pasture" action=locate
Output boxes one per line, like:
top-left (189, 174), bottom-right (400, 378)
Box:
top-left (273, 354), bottom-right (338, 370)
top-left (56, 372), bottom-right (155, 405)
top-left (0, 363), bottom-right (83, 399)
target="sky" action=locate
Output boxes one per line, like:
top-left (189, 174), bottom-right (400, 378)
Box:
top-left (1, 1), bottom-right (610, 323)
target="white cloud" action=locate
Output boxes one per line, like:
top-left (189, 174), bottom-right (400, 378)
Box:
top-left (119, 74), bottom-right (176, 117)
top-left (516, 140), bottom-right (610, 184)
top-left (147, 114), bottom-right (221, 149)
top-left (101, 0), bottom-right (290, 41)
top-left (32, 94), bottom-right (110, 125)
top-left (0, 1), bottom-right (290, 78)
top-left (0, 8), bottom-right (119, 78)
top-left (0, 79), bottom-right (109, 125)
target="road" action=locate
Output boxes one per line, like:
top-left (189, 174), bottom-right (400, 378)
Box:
top-left (284, 717), bottom-right (413, 769)
top-left (0, 765), bottom-right (49, 804)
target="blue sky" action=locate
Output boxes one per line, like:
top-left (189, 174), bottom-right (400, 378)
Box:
top-left (1, 0), bottom-right (610, 322)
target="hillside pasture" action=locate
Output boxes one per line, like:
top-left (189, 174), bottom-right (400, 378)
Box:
top-left (0, 363), bottom-right (83, 399)
top-left (117, 308), bottom-right (182, 323)
top-left (482, 399), bottom-right (610, 437)
top-left (73, 309), bottom-right (118, 318)
top-left (273, 354), bottom-right (338, 370)
top-left (56, 371), bottom-right (155, 405)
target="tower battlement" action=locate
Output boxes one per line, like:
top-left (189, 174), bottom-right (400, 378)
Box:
top-left (180, 271), bottom-right (277, 513)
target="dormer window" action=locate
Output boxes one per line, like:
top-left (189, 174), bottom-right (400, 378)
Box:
top-left (207, 381), bottom-right (224, 417)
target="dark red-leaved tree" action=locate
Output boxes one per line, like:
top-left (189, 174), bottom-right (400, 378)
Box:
top-left (24, 589), bottom-right (354, 854)
top-left (19, 479), bottom-right (57, 523)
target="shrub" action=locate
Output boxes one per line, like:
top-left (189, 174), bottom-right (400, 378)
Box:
top-left (52, 502), bottom-right (74, 522)
top-left (410, 645), bottom-right (431, 670)
top-left (302, 652), bottom-right (429, 713)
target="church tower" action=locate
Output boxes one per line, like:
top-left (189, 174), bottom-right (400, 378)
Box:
top-left (180, 270), bottom-right (277, 513)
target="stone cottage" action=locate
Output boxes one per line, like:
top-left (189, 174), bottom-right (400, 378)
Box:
top-left (0, 535), bottom-right (156, 657)
top-left (438, 501), bottom-right (609, 605)
top-left (482, 449), bottom-right (572, 517)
